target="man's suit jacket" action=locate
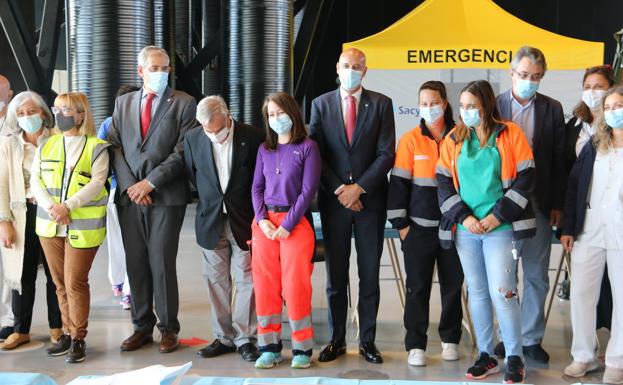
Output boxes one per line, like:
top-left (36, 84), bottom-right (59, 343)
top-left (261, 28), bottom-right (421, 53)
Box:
top-left (108, 87), bottom-right (197, 206)
top-left (497, 90), bottom-right (566, 215)
top-left (309, 88), bottom-right (395, 212)
top-left (184, 121), bottom-right (264, 250)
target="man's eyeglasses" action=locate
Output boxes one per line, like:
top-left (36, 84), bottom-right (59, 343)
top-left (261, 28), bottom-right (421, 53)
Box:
top-left (512, 69), bottom-right (543, 82)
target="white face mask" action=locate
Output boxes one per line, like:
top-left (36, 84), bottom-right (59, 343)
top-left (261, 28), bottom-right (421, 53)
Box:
top-left (582, 89), bottom-right (607, 110)
top-left (205, 127), bottom-right (230, 143)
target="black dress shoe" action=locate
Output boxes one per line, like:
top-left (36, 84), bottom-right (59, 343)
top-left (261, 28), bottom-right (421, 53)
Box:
top-left (238, 342), bottom-right (260, 362)
top-left (318, 340), bottom-right (346, 362)
top-left (197, 339), bottom-right (236, 358)
top-left (359, 342), bottom-right (383, 364)
top-left (523, 344), bottom-right (550, 364)
top-left (494, 341), bottom-right (505, 358)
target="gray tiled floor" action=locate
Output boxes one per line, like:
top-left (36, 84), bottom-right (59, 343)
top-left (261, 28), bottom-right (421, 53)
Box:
top-left (0, 205), bottom-right (610, 384)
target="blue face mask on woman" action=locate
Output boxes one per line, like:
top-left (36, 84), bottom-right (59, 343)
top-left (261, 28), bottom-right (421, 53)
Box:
top-left (605, 108), bottom-right (623, 130)
top-left (419, 105), bottom-right (444, 125)
top-left (269, 114), bottom-right (293, 135)
top-left (17, 114), bottom-right (43, 134)
top-left (460, 108), bottom-right (481, 128)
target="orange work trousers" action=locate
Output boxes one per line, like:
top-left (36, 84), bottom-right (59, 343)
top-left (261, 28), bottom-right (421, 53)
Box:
top-left (251, 211), bottom-right (315, 355)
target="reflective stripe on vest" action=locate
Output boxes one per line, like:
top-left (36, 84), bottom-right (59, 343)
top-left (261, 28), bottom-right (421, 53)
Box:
top-left (35, 135), bottom-right (110, 248)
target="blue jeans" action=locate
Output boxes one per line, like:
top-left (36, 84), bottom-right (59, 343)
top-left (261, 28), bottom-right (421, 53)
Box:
top-left (456, 229), bottom-right (523, 358)
top-left (516, 208), bottom-right (551, 345)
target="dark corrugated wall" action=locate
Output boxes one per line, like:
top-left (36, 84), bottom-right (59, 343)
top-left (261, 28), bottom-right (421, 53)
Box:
top-left (223, 0), bottom-right (293, 128)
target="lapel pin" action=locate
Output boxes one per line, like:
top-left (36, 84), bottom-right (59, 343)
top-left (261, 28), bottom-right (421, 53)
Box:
top-left (167, 98), bottom-right (171, 102)
top-left (365, 103), bottom-right (369, 107)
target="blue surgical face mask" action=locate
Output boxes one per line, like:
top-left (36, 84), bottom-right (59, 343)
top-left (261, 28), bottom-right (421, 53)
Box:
top-left (605, 108), bottom-right (623, 130)
top-left (419, 105), bottom-right (444, 125)
top-left (145, 71), bottom-right (169, 94)
top-left (339, 68), bottom-right (363, 91)
top-left (269, 114), bottom-right (293, 135)
top-left (17, 114), bottom-right (43, 134)
top-left (514, 78), bottom-right (539, 100)
top-left (460, 108), bottom-right (481, 128)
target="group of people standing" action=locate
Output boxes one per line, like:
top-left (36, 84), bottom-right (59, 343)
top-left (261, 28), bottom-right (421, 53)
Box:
top-left (0, 42), bottom-right (621, 385)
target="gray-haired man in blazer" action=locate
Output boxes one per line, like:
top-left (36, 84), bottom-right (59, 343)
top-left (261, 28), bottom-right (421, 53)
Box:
top-left (495, 46), bottom-right (565, 364)
top-left (107, 46), bottom-right (197, 354)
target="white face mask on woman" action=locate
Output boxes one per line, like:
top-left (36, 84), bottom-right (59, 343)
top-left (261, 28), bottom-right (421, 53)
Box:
top-left (582, 89), bottom-right (607, 110)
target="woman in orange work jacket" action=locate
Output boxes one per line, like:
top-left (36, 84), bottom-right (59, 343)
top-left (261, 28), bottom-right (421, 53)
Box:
top-left (436, 80), bottom-right (535, 384)
top-left (387, 81), bottom-right (463, 367)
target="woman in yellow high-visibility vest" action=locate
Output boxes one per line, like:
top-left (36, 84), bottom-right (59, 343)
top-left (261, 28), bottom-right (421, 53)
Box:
top-left (31, 92), bottom-right (109, 364)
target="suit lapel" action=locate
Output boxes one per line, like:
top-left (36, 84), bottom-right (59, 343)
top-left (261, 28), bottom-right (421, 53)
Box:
top-left (332, 89), bottom-right (349, 149)
top-left (143, 87), bottom-right (174, 145)
top-left (224, 122), bottom-right (247, 193)
top-left (532, 93), bottom-right (544, 152)
top-left (199, 129), bottom-right (222, 194)
top-left (350, 89), bottom-right (370, 150)
top-left (131, 91), bottom-right (142, 142)
top-left (500, 91), bottom-right (512, 120)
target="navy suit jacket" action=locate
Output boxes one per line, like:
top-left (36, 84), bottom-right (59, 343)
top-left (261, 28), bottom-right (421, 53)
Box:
top-left (309, 88), bottom-right (395, 212)
top-left (184, 121), bottom-right (264, 250)
top-left (497, 90), bottom-right (566, 215)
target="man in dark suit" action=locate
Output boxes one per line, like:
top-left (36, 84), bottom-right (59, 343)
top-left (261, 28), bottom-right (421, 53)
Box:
top-left (309, 48), bottom-right (395, 364)
top-left (183, 95), bottom-right (264, 362)
top-left (107, 46), bottom-right (197, 354)
top-left (495, 46), bottom-right (565, 364)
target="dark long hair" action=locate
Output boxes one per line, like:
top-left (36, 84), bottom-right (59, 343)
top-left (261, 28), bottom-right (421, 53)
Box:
top-left (419, 80), bottom-right (454, 128)
top-left (262, 92), bottom-right (307, 151)
top-left (572, 65), bottom-right (615, 125)
top-left (454, 80), bottom-right (504, 143)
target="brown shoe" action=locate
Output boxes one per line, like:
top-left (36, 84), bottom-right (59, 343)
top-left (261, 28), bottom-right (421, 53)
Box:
top-left (50, 328), bottom-right (63, 344)
top-left (2, 333), bottom-right (30, 350)
top-left (159, 331), bottom-right (179, 353)
top-left (120, 331), bottom-right (153, 351)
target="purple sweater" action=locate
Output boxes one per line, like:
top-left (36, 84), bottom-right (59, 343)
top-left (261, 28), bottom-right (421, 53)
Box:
top-left (252, 137), bottom-right (321, 232)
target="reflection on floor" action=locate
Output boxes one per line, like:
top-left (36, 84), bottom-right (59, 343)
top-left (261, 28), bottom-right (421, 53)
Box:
top-left (0, 205), bottom-right (610, 384)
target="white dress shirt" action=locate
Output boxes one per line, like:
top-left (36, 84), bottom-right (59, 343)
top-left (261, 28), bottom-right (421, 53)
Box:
top-left (31, 135), bottom-right (110, 237)
top-left (210, 120), bottom-right (234, 213)
top-left (574, 117), bottom-right (594, 156)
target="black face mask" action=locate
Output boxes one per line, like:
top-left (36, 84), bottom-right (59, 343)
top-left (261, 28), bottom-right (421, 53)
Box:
top-left (55, 112), bottom-right (76, 132)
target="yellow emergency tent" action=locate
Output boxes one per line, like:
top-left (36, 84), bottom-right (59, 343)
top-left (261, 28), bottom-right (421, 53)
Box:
top-left (343, 0), bottom-right (604, 70)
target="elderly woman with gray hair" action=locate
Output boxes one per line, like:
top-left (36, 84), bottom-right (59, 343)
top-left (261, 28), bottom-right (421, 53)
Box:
top-left (0, 91), bottom-right (61, 350)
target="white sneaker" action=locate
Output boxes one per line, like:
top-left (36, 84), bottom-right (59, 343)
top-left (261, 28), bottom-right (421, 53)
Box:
top-left (563, 360), bottom-right (599, 377)
top-left (603, 366), bottom-right (623, 384)
top-left (408, 348), bottom-right (426, 366)
top-left (441, 342), bottom-right (459, 361)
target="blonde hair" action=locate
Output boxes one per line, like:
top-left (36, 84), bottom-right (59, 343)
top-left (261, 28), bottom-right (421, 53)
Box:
top-left (53, 92), bottom-right (96, 136)
top-left (593, 85), bottom-right (623, 154)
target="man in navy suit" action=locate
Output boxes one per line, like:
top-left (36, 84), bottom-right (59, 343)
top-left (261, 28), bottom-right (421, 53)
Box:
top-left (309, 48), bottom-right (395, 364)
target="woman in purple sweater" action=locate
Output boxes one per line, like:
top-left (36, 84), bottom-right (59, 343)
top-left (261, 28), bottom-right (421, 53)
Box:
top-left (251, 92), bottom-right (321, 369)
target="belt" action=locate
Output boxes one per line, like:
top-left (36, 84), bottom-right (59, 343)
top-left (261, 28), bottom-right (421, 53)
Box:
top-left (266, 205), bottom-right (291, 213)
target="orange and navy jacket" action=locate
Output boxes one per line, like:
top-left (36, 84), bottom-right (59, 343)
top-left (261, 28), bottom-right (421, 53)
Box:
top-left (435, 121), bottom-right (536, 248)
top-left (387, 120), bottom-right (449, 231)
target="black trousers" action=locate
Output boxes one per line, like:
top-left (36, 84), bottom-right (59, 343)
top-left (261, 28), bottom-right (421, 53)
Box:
top-left (117, 204), bottom-right (186, 334)
top-left (12, 203), bottom-right (61, 333)
top-left (401, 225), bottom-right (463, 350)
top-left (320, 204), bottom-right (385, 343)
